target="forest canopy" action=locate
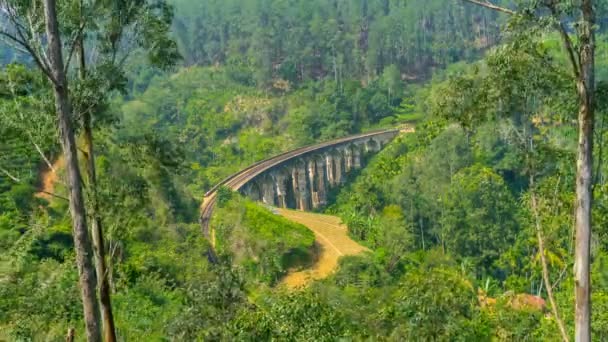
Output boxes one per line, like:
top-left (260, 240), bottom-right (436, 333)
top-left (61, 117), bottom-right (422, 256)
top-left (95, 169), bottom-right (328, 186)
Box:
top-left (1, 0), bottom-right (608, 340)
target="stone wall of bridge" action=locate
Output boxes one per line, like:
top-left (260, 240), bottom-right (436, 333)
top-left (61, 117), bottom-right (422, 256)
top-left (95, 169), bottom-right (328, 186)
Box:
top-left (238, 131), bottom-right (396, 210)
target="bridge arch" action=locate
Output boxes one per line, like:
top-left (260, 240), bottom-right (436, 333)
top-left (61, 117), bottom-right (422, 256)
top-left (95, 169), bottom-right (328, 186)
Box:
top-left (200, 129), bottom-right (400, 237)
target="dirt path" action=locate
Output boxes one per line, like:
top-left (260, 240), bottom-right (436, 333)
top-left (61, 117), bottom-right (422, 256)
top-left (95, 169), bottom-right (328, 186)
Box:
top-left (276, 209), bottom-right (368, 289)
top-left (35, 156), bottom-right (64, 200)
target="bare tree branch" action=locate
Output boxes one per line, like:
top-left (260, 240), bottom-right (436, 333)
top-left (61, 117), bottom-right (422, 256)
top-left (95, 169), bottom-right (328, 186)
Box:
top-left (40, 190), bottom-right (69, 201)
top-left (0, 28), bottom-right (55, 83)
top-left (547, 3), bottom-right (581, 79)
top-left (530, 171), bottom-right (569, 342)
top-left (0, 3), bottom-right (56, 83)
top-left (462, 0), bottom-right (516, 15)
top-left (32, 140), bottom-right (55, 172)
top-left (64, 22), bottom-right (86, 74)
top-left (530, 185), bottom-right (569, 342)
top-left (0, 30), bottom-right (30, 54)
top-left (0, 166), bottom-right (21, 182)
top-left (0, 162), bottom-right (68, 200)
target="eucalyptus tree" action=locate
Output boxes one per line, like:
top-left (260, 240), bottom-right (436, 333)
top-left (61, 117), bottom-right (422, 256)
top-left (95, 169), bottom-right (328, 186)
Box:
top-left (461, 1), bottom-right (596, 340)
top-left (0, 0), bottom-right (101, 340)
top-left (431, 32), bottom-right (581, 340)
top-left (67, 2), bottom-right (178, 340)
top-left (0, 0), bottom-right (178, 340)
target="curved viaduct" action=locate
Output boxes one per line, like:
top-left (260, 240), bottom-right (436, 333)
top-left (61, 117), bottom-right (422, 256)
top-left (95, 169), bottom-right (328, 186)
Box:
top-left (200, 129), bottom-right (401, 238)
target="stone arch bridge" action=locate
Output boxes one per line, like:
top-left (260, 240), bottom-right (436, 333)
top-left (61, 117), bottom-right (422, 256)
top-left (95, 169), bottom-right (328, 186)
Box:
top-left (200, 129), bottom-right (401, 237)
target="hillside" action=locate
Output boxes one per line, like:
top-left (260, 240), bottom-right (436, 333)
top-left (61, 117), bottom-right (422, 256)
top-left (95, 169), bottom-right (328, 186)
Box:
top-left (1, 0), bottom-right (608, 340)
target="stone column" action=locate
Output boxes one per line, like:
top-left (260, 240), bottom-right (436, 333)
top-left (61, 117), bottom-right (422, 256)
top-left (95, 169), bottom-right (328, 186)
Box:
top-left (325, 153), bottom-right (335, 186)
top-left (373, 137), bottom-right (383, 150)
top-left (291, 166), bottom-right (301, 210)
top-left (334, 152), bottom-right (344, 184)
top-left (308, 159), bottom-right (320, 209)
top-left (315, 158), bottom-right (327, 206)
top-left (274, 172), bottom-right (288, 208)
top-left (344, 146), bottom-right (353, 172)
top-left (353, 147), bottom-right (361, 169)
top-left (292, 164), bottom-right (310, 210)
top-left (261, 176), bottom-right (276, 206)
top-left (297, 164), bottom-right (310, 210)
top-left (365, 139), bottom-right (378, 153)
top-left (241, 184), bottom-right (250, 198)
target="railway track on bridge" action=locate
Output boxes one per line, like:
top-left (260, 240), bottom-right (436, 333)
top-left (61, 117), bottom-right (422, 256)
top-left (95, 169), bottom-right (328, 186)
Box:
top-left (199, 128), bottom-right (400, 239)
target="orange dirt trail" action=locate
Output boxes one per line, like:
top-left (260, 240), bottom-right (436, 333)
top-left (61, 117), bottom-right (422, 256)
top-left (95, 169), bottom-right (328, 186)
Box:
top-left (276, 208), bottom-right (368, 289)
top-left (35, 156), bottom-right (64, 200)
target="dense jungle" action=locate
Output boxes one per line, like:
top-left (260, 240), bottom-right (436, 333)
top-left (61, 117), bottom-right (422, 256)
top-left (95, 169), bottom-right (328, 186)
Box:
top-left (1, 0), bottom-right (608, 340)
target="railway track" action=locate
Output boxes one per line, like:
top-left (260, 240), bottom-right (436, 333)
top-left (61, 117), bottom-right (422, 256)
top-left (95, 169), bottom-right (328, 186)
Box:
top-left (199, 128), bottom-right (400, 239)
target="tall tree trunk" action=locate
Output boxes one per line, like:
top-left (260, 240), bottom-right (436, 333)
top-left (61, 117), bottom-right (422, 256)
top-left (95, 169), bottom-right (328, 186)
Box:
top-left (84, 111), bottom-right (116, 342)
top-left (575, 2), bottom-right (595, 340)
top-left (461, 1), bottom-right (595, 338)
top-left (42, 0), bottom-right (101, 340)
top-left (78, 31), bottom-right (117, 342)
top-left (530, 175), bottom-right (569, 342)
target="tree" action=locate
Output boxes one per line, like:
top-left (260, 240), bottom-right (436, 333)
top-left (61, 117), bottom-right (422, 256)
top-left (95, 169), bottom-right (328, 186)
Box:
top-left (44, 1), bottom-right (101, 339)
top-left (462, 1), bottom-right (596, 339)
top-left (377, 205), bottom-right (413, 273)
top-left (0, 0), bottom-right (101, 340)
top-left (381, 64), bottom-right (401, 105)
top-left (390, 263), bottom-right (487, 340)
top-left (441, 165), bottom-right (518, 274)
top-left (69, 2), bottom-right (178, 339)
top-left (431, 37), bottom-right (575, 340)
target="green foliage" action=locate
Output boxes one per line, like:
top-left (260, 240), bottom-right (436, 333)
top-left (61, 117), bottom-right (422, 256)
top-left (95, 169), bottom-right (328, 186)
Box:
top-left (3, 1), bottom-right (608, 340)
top-left (332, 255), bottom-right (392, 288)
top-left (213, 194), bottom-right (315, 284)
top-left (0, 259), bottom-right (82, 341)
top-left (485, 298), bottom-right (543, 341)
top-left (389, 266), bottom-right (486, 340)
top-left (216, 186), bottom-right (233, 207)
top-left (170, 0), bottom-right (503, 84)
top-left (119, 66), bottom-right (426, 199)
top-left (440, 165), bottom-right (519, 278)
top-left (230, 290), bottom-right (355, 340)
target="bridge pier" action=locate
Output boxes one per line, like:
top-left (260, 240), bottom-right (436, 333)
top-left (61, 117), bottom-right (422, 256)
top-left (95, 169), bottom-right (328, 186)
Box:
top-left (334, 151), bottom-right (344, 184)
top-left (274, 172), bottom-right (288, 208)
top-left (308, 159), bottom-right (319, 209)
top-left (365, 138), bottom-right (379, 153)
top-left (353, 147), bottom-right (361, 169)
top-left (315, 158), bottom-right (327, 206)
top-left (344, 146), bottom-right (353, 172)
top-left (261, 176), bottom-right (276, 206)
top-left (325, 154), bottom-right (335, 186)
top-left (292, 164), bottom-right (310, 210)
top-left (373, 136), bottom-right (386, 150)
top-left (307, 157), bottom-right (327, 209)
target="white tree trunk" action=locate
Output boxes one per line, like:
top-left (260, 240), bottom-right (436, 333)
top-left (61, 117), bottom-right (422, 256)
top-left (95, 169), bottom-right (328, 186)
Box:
top-left (42, 0), bottom-right (101, 340)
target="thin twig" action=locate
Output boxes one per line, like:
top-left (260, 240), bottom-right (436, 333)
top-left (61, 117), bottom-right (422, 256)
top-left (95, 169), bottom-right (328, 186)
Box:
top-left (0, 21), bottom-right (55, 83)
top-left (552, 265), bottom-right (569, 289)
top-left (0, 166), bottom-right (21, 182)
top-left (0, 164), bottom-right (68, 201)
top-left (64, 22), bottom-right (87, 74)
top-left (462, 0), bottom-right (516, 15)
top-left (530, 173), bottom-right (570, 342)
top-left (547, 3), bottom-right (581, 79)
top-left (40, 190), bottom-right (69, 201)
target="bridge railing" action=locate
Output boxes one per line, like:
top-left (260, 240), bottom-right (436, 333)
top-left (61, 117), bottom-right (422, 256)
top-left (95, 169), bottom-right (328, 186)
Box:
top-left (203, 128), bottom-right (399, 197)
